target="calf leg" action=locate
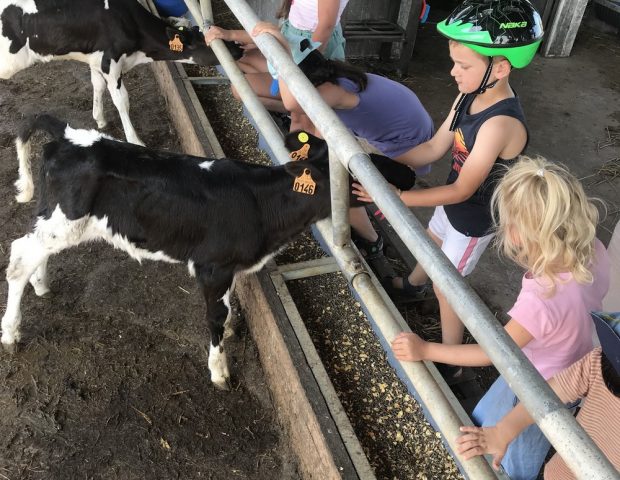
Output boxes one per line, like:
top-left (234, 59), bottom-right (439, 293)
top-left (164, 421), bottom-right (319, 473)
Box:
top-left (2, 211), bottom-right (88, 351)
top-left (2, 235), bottom-right (57, 350)
top-left (104, 63), bottom-right (144, 146)
top-left (90, 67), bottom-right (108, 129)
top-left (29, 257), bottom-right (52, 298)
top-left (222, 277), bottom-right (236, 339)
top-left (196, 265), bottom-right (235, 390)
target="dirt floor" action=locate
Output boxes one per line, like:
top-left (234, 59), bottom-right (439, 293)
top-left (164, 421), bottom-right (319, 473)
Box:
top-left (0, 63), bottom-right (299, 479)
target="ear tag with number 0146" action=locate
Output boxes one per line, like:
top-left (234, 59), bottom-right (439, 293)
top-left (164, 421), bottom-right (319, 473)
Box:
top-left (293, 168), bottom-right (316, 195)
top-left (169, 34), bottom-right (184, 52)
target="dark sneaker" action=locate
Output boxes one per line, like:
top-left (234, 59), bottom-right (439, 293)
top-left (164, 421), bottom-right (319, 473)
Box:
top-left (435, 363), bottom-right (477, 386)
top-left (352, 233), bottom-right (385, 260)
top-left (387, 276), bottom-right (435, 303)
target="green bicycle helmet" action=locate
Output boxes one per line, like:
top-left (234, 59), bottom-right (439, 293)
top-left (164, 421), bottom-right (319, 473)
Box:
top-left (437, 0), bottom-right (544, 68)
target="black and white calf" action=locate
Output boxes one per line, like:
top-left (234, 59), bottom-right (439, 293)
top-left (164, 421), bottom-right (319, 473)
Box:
top-left (2, 116), bottom-right (336, 389)
top-left (2, 118), bottom-right (414, 389)
top-left (0, 0), bottom-right (242, 145)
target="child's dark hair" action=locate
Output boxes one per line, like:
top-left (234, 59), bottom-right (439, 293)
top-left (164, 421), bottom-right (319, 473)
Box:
top-left (299, 49), bottom-right (368, 92)
top-left (602, 353), bottom-right (620, 397)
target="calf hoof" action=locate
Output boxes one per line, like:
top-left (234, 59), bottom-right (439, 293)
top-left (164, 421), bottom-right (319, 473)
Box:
top-left (15, 191), bottom-right (33, 203)
top-left (1, 342), bottom-right (18, 354)
top-left (212, 378), bottom-right (231, 391)
top-left (34, 289), bottom-right (54, 299)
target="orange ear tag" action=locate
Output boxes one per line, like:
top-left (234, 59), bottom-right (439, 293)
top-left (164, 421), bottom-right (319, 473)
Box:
top-left (293, 168), bottom-right (316, 195)
top-left (289, 143), bottom-right (310, 161)
top-left (169, 34), bottom-right (184, 52)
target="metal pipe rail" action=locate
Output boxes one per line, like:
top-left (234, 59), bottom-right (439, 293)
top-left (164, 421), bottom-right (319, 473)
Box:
top-left (186, 0), bottom-right (619, 478)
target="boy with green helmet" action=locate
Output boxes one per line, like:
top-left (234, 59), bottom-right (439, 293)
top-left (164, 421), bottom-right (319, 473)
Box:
top-left (354, 0), bottom-right (544, 384)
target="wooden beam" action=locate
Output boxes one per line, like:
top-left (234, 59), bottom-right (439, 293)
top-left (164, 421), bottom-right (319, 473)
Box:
top-left (541, 0), bottom-right (589, 57)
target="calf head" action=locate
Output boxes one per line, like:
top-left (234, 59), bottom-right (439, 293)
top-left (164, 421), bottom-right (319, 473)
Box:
top-left (165, 26), bottom-right (243, 63)
top-left (284, 130), bottom-right (416, 207)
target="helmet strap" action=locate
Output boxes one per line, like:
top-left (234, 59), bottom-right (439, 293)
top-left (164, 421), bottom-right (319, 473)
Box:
top-left (449, 57), bottom-right (498, 132)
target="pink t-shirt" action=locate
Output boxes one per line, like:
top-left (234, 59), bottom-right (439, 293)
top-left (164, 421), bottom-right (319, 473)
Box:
top-left (508, 239), bottom-right (610, 379)
top-left (288, 0), bottom-right (349, 31)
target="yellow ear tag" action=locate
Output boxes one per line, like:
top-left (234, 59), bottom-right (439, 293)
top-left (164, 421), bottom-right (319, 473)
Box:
top-left (289, 143), bottom-right (310, 161)
top-left (169, 34), bottom-right (184, 52)
top-left (298, 132), bottom-right (309, 143)
top-left (293, 168), bottom-right (316, 195)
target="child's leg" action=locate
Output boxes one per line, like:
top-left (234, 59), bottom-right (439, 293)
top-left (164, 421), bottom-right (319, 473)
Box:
top-left (237, 49), bottom-right (268, 74)
top-left (396, 228), bottom-right (442, 288)
top-left (350, 207), bottom-right (379, 243)
top-left (395, 206), bottom-right (446, 290)
top-left (473, 376), bottom-right (550, 480)
top-left (290, 111), bottom-right (316, 133)
top-left (436, 216), bottom-right (493, 343)
top-left (231, 72), bottom-right (287, 113)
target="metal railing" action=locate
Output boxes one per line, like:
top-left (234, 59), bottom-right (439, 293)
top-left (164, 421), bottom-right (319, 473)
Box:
top-left (182, 0), bottom-right (620, 478)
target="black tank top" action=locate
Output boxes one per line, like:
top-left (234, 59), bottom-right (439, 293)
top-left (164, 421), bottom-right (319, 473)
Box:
top-left (444, 93), bottom-right (528, 237)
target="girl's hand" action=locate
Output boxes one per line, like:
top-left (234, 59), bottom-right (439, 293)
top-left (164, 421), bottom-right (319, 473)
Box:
top-left (252, 22), bottom-right (282, 39)
top-left (352, 182), bottom-right (373, 203)
top-left (251, 22), bottom-right (289, 51)
top-left (390, 332), bottom-right (427, 362)
top-left (205, 26), bottom-right (232, 45)
top-left (456, 426), bottom-right (508, 471)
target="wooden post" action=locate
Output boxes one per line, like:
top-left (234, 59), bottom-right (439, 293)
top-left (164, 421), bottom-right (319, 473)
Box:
top-left (541, 0), bottom-right (589, 57)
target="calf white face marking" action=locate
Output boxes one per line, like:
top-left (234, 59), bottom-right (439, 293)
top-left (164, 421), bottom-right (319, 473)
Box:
top-left (64, 126), bottom-right (114, 147)
top-left (198, 161), bottom-right (214, 170)
top-left (104, 0), bottom-right (109, 9)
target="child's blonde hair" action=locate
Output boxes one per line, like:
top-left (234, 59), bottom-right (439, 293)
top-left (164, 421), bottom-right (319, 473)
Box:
top-left (491, 156), bottom-right (599, 289)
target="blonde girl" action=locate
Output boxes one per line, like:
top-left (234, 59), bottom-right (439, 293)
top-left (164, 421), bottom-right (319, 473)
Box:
top-left (390, 156), bottom-right (610, 480)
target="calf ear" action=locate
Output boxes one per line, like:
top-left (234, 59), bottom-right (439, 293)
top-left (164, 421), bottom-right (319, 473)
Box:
top-left (284, 130), bottom-right (327, 161)
top-left (166, 26), bottom-right (195, 45)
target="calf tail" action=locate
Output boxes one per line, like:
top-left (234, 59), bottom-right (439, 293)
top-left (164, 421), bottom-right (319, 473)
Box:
top-left (14, 115), bottom-right (67, 203)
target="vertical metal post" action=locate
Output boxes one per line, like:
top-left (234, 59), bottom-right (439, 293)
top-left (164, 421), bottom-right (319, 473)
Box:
top-left (328, 150), bottom-right (351, 249)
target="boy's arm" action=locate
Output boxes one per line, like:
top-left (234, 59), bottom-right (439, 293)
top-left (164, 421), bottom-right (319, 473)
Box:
top-left (391, 318), bottom-right (534, 367)
top-left (399, 115), bottom-right (520, 207)
top-left (313, 0), bottom-right (341, 51)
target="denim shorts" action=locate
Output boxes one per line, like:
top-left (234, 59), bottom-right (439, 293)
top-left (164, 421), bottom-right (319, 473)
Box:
top-left (280, 19), bottom-right (346, 60)
top-left (472, 376), bottom-right (578, 480)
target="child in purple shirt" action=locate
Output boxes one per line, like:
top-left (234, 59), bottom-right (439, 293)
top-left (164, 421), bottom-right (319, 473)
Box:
top-left (251, 21), bottom-right (434, 256)
top-left (389, 156), bottom-right (610, 479)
